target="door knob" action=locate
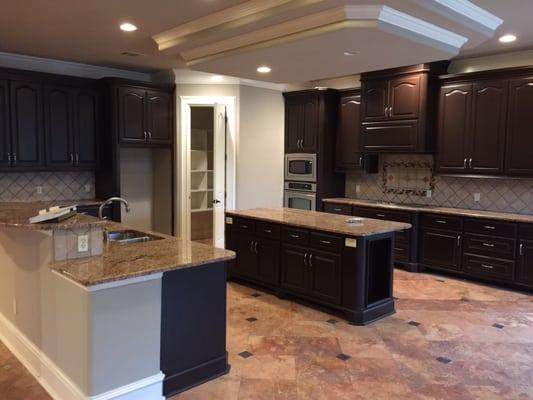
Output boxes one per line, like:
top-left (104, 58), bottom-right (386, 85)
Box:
top-left (212, 199), bottom-right (221, 204)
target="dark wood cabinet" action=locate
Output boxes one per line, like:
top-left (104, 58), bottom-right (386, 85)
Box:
top-left (420, 228), bottom-right (462, 272)
top-left (73, 89), bottom-right (99, 168)
top-left (388, 75), bottom-right (421, 120)
top-left (10, 80), bottom-right (44, 168)
top-left (0, 80), bottom-right (10, 167)
top-left (281, 244), bottom-right (308, 294)
top-left (234, 233), bottom-right (258, 279)
top-left (284, 93), bottom-right (319, 153)
top-left (147, 90), bottom-right (173, 143)
top-left (307, 249), bottom-right (342, 304)
top-left (361, 80), bottom-right (388, 121)
top-left (437, 80), bottom-right (507, 174)
top-left (256, 237), bottom-right (280, 285)
top-left (505, 77), bottom-right (533, 175)
top-left (518, 240), bottom-right (533, 286)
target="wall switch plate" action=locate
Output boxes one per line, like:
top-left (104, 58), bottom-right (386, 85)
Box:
top-left (474, 193), bottom-right (481, 202)
top-left (426, 190), bottom-right (432, 198)
top-left (355, 185), bottom-right (361, 193)
top-left (84, 184), bottom-right (91, 193)
top-left (36, 186), bottom-right (43, 195)
top-left (78, 234), bottom-right (89, 252)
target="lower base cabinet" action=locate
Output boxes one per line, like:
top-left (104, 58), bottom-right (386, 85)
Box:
top-left (419, 228), bottom-right (462, 272)
top-left (517, 239), bottom-right (533, 286)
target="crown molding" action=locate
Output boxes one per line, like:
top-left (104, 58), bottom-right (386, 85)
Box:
top-left (0, 51), bottom-right (152, 81)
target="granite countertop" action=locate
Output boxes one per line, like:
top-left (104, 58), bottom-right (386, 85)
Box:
top-left (0, 201), bottom-right (107, 230)
top-left (226, 207), bottom-right (411, 237)
top-left (50, 221), bottom-right (236, 287)
top-left (323, 198), bottom-right (533, 223)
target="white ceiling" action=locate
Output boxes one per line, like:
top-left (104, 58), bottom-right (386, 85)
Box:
top-left (0, 0), bottom-right (532, 83)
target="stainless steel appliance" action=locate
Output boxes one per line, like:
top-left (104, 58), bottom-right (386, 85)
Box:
top-left (284, 182), bottom-right (316, 211)
top-left (285, 153), bottom-right (317, 182)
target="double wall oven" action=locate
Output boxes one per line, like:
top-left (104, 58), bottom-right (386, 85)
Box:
top-left (284, 153), bottom-right (317, 211)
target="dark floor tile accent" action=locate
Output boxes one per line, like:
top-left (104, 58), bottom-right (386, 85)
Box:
top-left (336, 353), bottom-right (351, 361)
top-left (246, 317), bottom-right (258, 322)
top-left (492, 323), bottom-right (505, 329)
top-left (408, 320), bottom-right (421, 327)
top-left (326, 318), bottom-right (338, 325)
top-left (436, 356), bottom-right (452, 364)
top-left (251, 292), bottom-right (262, 297)
top-left (238, 351), bottom-right (253, 359)
top-left (436, 279), bottom-right (445, 283)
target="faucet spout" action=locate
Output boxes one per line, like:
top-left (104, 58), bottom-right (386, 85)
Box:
top-left (99, 197), bottom-right (130, 219)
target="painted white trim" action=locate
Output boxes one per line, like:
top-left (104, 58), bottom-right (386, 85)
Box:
top-left (0, 51), bottom-right (152, 81)
top-left (0, 312), bottom-right (164, 400)
top-left (178, 96), bottom-right (237, 243)
top-left (51, 270), bottom-right (163, 292)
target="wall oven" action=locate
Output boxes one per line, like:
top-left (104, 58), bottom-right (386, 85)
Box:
top-left (284, 182), bottom-right (316, 211)
top-left (285, 153), bottom-right (317, 182)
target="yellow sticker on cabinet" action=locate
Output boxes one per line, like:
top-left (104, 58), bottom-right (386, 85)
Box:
top-left (345, 238), bottom-right (357, 248)
top-left (225, 217), bottom-right (233, 225)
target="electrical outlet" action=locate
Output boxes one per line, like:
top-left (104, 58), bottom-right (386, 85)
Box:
top-left (426, 190), bottom-right (432, 198)
top-left (474, 193), bottom-right (481, 202)
top-left (78, 234), bottom-right (89, 252)
top-left (36, 186), bottom-right (43, 195)
top-left (84, 184), bottom-right (91, 193)
top-left (355, 185), bottom-right (361, 193)
top-left (13, 299), bottom-right (17, 315)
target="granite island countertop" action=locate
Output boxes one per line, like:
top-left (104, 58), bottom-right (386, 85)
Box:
top-left (226, 207), bottom-right (411, 237)
top-left (323, 198), bottom-right (533, 223)
top-left (50, 220), bottom-right (235, 287)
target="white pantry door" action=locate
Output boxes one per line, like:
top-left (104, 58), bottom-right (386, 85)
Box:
top-left (213, 104), bottom-right (226, 248)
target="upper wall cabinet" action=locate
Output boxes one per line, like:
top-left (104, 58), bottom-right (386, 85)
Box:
top-left (117, 85), bottom-right (174, 146)
top-left (284, 92), bottom-right (319, 153)
top-left (360, 62), bottom-right (448, 153)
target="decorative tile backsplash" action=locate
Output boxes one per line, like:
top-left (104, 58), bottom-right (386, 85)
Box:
top-left (0, 172), bottom-right (95, 202)
top-left (346, 154), bottom-right (533, 215)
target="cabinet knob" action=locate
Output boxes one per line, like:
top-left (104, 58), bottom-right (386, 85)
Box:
top-left (520, 242), bottom-right (524, 256)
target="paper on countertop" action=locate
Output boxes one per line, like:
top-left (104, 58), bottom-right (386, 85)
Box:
top-left (29, 205), bottom-right (78, 224)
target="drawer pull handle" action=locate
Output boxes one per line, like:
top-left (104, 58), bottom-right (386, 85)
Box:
top-left (520, 243), bottom-right (524, 256)
top-left (320, 240), bottom-right (331, 244)
top-left (482, 243), bottom-right (495, 248)
top-left (303, 252), bottom-right (308, 266)
top-left (309, 253), bottom-right (313, 267)
top-left (290, 234), bottom-right (300, 238)
top-left (457, 235), bottom-right (461, 247)
top-left (394, 247), bottom-right (404, 251)
top-left (241, 225), bottom-right (248, 229)
top-left (264, 229), bottom-right (272, 233)
top-left (376, 214), bottom-right (386, 217)
top-left (483, 225), bottom-right (496, 230)
top-left (481, 264), bottom-right (494, 269)
top-left (435, 220), bottom-right (447, 224)
top-left (333, 208), bottom-right (342, 212)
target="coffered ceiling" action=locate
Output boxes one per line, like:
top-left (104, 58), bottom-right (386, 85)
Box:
top-left (0, 0), bottom-right (532, 83)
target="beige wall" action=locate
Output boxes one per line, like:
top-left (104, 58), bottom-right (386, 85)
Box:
top-left (448, 49), bottom-right (533, 74)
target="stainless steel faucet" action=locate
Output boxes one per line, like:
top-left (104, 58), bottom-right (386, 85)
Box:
top-left (99, 197), bottom-right (130, 219)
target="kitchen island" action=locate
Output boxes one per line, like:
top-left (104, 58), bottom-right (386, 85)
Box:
top-left (225, 208), bottom-right (411, 325)
top-left (0, 202), bottom-right (235, 400)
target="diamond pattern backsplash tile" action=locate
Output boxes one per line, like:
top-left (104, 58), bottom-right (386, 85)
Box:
top-left (346, 154), bottom-right (533, 215)
top-left (0, 172), bottom-right (95, 202)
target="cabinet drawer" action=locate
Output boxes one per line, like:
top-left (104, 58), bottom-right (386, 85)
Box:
top-left (394, 229), bottom-right (410, 242)
top-left (519, 223), bottom-right (533, 240)
top-left (234, 217), bottom-right (256, 233)
top-left (361, 120), bottom-right (418, 152)
top-left (255, 221), bottom-right (280, 240)
top-left (324, 203), bottom-right (352, 216)
top-left (463, 253), bottom-right (515, 281)
top-left (421, 214), bottom-right (462, 231)
top-left (464, 218), bottom-right (517, 238)
top-left (282, 227), bottom-right (309, 246)
top-left (464, 234), bottom-right (516, 259)
top-left (354, 207), bottom-right (411, 223)
top-left (393, 239), bottom-right (410, 262)
top-left (309, 232), bottom-right (343, 253)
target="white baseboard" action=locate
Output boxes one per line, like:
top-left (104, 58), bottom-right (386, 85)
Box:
top-left (0, 313), bottom-right (165, 400)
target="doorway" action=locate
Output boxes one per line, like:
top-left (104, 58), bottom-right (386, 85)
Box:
top-left (179, 96), bottom-right (236, 248)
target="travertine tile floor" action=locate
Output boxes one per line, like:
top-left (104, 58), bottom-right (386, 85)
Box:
top-left (2, 270), bottom-right (533, 399)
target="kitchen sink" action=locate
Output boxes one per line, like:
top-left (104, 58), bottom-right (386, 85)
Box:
top-left (105, 229), bottom-right (163, 245)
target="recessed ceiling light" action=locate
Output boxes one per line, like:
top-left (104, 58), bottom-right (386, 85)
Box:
top-left (120, 23), bottom-right (137, 32)
top-left (257, 66), bottom-right (271, 74)
top-left (499, 34), bottom-right (516, 43)
top-left (211, 75), bottom-right (224, 82)
top-left (343, 51), bottom-right (359, 56)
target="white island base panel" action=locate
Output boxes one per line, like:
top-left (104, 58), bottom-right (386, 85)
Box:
top-left (0, 227), bottom-right (165, 400)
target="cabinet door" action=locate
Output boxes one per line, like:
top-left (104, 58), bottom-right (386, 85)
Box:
top-left (436, 83), bottom-right (472, 173)
top-left (308, 249), bottom-right (342, 305)
top-left (469, 80), bottom-right (507, 174)
top-left (118, 87), bottom-right (146, 143)
top-left (505, 77), bottom-right (533, 175)
top-left (10, 80), bottom-right (44, 168)
top-left (361, 80), bottom-right (388, 121)
top-left (336, 93), bottom-right (363, 169)
top-left (420, 228), bottom-right (462, 271)
top-left (388, 75), bottom-right (421, 120)
top-left (234, 234), bottom-right (258, 279)
top-left (73, 90), bottom-right (99, 168)
top-left (517, 240), bottom-right (533, 287)
top-left (301, 95), bottom-right (319, 152)
top-left (44, 86), bottom-right (74, 167)
top-left (361, 120), bottom-right (418, 152)
top-left (147, 90), bottom-right (172, 144)
top-left (0, 80), bottom-right (9, 167)
top-left (281, 244), bottom-right (308, 294)
top-left (284, 96), bottom-right (304, 152)
top-left (256, 238), bottom-right (280, 285)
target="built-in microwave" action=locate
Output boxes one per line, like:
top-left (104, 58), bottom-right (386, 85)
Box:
top-left (285, 153), bottom-right (317, 182)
